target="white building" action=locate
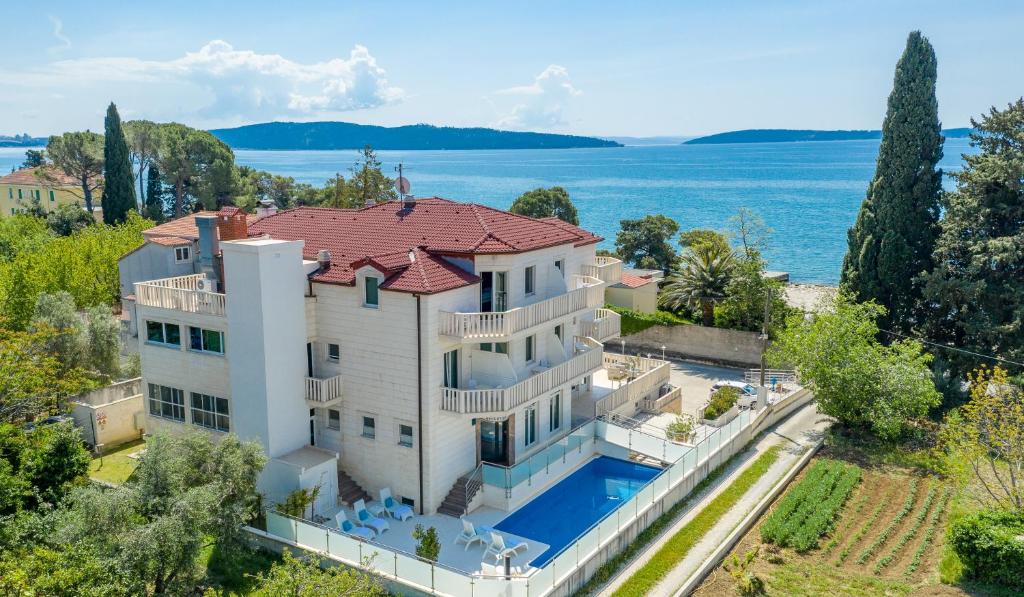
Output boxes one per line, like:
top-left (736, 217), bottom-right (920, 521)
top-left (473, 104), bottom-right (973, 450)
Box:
top-left (123, 198), bottom-right (672, 519)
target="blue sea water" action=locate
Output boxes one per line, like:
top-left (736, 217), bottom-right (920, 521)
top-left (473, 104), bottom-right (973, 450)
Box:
top-left (494, 456), bottom-right (661, 567)
top-left (1, 138), bottom-right (974, 283)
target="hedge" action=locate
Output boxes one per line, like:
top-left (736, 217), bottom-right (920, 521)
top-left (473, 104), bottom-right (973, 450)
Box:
top-left (948, 509), bottom-right (1024, 590)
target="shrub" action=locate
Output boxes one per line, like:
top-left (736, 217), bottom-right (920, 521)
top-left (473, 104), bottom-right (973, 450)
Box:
top-left (704, 386), bottom-right (740, 420)
top-left (666, 415), bottom-right (696, 443)
top-left (606, 305), bottom-right (691, 336)
top-left (948, 509), bottom-right (1024, 590)
top-left (722, 548), bottom-right (765, 596)
top-left (413, 524), bottom-right (441, 562)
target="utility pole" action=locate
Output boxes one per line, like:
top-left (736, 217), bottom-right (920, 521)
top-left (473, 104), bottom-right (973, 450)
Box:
top-left (759, 286), bottom-right (771, 387)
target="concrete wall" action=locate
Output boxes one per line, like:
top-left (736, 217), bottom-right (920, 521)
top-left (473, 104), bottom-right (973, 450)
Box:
top-left (624, 323), bottom-right (764, 367)
top-left (71, 378), bottom-right (144, 450)
top-left (119, 241), bottom-right (198, 299)
top-left (606, 284), bottom-right (658, 314)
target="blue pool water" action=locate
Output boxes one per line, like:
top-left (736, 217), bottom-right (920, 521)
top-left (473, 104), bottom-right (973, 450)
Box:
top-left (494, 456), bottom-right (661, 567)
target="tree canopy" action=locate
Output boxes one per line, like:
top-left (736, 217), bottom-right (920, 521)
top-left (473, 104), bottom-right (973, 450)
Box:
top-left (509, 186), bottom-right (579, 225)
top-left (841, 31), bottom-right (944, 334)
top-left (660, 242), bottom-right (735, 326)
top-left (21, 149), bottom-right (46, 169)
top-left (45, 131), bottom-right (104, 213)
top-left (614, 214), bottom-right (680, 272)
top-left (154, 123), bottom-right (237, 217)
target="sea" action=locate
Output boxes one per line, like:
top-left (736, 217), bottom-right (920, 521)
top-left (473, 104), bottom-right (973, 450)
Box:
top-left (0, 138), bottom-right (975, 284)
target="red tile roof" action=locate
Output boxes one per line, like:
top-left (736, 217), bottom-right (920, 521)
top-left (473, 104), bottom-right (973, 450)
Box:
top-left (617, 273), bottom-right (655, 289)
top-left (143, 211), bottom-right (260, 242)
top-left (537, 217), bottom-right (602, 247)
top-left (0, 166), bottom-right (90, 187)
top-left (148, 236), bottom-right (191, 247)
top-left (248, 197), bottom-right (602, 293)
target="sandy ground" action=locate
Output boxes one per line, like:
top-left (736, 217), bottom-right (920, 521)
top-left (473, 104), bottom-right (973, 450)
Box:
top-left (783, 284), bottom-right (837, 312)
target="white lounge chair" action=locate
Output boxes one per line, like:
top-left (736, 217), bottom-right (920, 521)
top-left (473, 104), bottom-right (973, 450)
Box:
top-left (354, 499), bottom-right (389, 535)
top-left (484, 532), bottom-right (528, 562)
top-left (454, 517), bottom-right (486, 551)
top-left (379, 488), bottom-right (414, 521)
top-left (335, 511), bottom-right (375, 540)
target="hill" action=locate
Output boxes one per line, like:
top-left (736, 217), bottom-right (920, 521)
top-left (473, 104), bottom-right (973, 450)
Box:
top-left (209, 122), bottom-right (622, 150)
top-left (685, 128), bottom-right (973, 144)
top-left (0, 134), bottom-right (47, 147)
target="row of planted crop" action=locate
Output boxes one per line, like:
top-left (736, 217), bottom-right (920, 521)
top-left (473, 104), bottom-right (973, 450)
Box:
top-left (904, 487), bottom-right (952, 576)
top-left (856, 477), bottom-right (921, 564)
top-left (873, 483), bottom-right (938, 573)
top-left (760, 459), bottom-right (862, 552)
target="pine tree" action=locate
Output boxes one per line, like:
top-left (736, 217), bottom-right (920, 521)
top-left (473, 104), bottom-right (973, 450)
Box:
top-left (841, 31), bottom-right (943, 333)
top-left (101, 103), bottom-right (137, 224)
top-left (921, 99), bottom-right (1024, 380)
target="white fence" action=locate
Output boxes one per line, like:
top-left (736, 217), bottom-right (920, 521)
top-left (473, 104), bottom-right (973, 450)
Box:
top-left (581, 256), bottom-right (623, 286)
top-left (580, 309), bottom-right (621, 342)
top-left (594, 354), bottom-right (671, 416)
top-left (305, 374), bottom-right (343, 404)
top-left (134, 273), bottom-right (226, 316)
top-left (439, 275), bottom-right (603, 339)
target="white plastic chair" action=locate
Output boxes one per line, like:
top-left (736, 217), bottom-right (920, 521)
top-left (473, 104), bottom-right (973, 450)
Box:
top-left (335, 511), bottom-right (375, 540)
top-left (484, 531), bottom-right (528, 562)
top-left (454, 517), bottom-right (486, 551)
top-left (379, 488), bottom-right (414, 521)
top-left (354, 499), bottom-right (389, 535)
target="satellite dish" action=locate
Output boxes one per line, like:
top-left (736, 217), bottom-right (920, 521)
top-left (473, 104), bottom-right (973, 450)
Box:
top-left (395, 176), bottom-right (411, 196)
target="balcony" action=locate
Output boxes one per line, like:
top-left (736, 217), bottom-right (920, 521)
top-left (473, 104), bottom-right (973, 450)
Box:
top-left (135, 274), bottom-right (226, 317)
top-left (306, 374), bottom-right (343, 407)
top-left (581, 256), bottom-right (623, 286)
top-left (580, 308), bottom-right (621, 342)
top-left (439, 275), bottom-right (603, 340)
top-left (593, 354), bottom-right (672, 416)
top-left (441, 337), bottom-right (604, 414)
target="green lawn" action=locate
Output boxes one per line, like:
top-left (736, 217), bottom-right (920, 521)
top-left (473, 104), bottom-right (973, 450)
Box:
top-left (612, 444), bottom-right (783, 596)
top-left (199, 539), bottom-right (281, 595)
top-left (88, 438), bottom-right (145, 485)
top-left (607, 305), bottom-right (692, 336)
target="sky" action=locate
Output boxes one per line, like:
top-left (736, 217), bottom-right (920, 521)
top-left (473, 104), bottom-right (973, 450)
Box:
top-left (1, 0), bottom-right (1021, 138)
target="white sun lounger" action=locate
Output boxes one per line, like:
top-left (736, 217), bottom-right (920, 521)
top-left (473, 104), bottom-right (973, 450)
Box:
top-left (335, 510), bottom-right (375, 540)
top-left (454, 517), bottom-right (486, 551)
top-left (354, 499), bottom-right (389, 535)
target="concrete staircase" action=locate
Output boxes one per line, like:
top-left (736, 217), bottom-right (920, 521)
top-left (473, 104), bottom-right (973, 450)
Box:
top-left (337, 469), bottom-right (371, 506)
top-left (438, 466), bottom-right (483, 517)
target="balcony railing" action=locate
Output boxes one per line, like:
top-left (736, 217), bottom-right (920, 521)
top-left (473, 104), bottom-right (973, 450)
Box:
top-left (439, 275), bottom-right (603, 340)
top-left (441, 336), bottom-right (604, 414)
top-left (595, 354), bottom-right (672, 416)
top-left (135, 274), bottom-right (226, 316)
top-left (581, 256), bottom-right (623, 285)
top-left (306, 374), bottom-right (343, 405)
top-left (581, 308), bottom-right (621, 342)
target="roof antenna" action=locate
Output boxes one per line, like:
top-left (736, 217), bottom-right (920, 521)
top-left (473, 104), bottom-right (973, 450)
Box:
top-left (395, 163), bottom-right (413, 208)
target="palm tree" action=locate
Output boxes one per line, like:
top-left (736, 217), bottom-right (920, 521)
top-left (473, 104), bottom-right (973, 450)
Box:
top-left (660, 244), bottom-right (735, 326)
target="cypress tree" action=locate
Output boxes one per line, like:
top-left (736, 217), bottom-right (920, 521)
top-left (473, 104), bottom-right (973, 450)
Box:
top-left (144, 163), bottom-right (166, 222)
top-left (841, 31), bottom-right (943, 333)
top-left (102, 102), bottom-right (137, 224)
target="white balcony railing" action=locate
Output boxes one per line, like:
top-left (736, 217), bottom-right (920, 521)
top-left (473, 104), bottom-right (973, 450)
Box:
top-left (441, 336), bottom-right (604, 414)
top-left (439, 275), bottom-right (603, 340)
top-left (581, 256), bottom-right (623, 285)
top-left (581, 308), bottom-right (621, 342)
top-left (306, 374), bottom-right (343, 405)
top-left (595, 354), bottom-right (672, 416)
top-left (134, 274), bottom-right (226, 316)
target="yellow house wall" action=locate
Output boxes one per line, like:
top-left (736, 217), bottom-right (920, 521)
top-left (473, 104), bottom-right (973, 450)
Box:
top-left (0, 183), bottom-right (101, 216)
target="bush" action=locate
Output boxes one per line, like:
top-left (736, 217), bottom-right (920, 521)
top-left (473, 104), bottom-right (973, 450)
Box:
top-left (666, 415), bottom-right (696, 443)
top-left (948, 509), bottom-right (1024, 590)
top-left (704, 386), bottom-right (740, 420)
top-left (606, 305), bottom-right (690, 336)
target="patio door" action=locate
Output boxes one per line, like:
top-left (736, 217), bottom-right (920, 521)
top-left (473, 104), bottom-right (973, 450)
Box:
top-left (480, 418), bottom-right (510, 466)
top-left (480, 271), bottom-right (507, 312)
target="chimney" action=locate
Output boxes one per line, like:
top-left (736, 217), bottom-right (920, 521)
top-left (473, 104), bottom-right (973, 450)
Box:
top-left (195, 215), bottom-right (220, 289)
top-left (217, 210), bottom-right (248, 242)
top-left (256, 199), bottom-right (279, 217)
top-left (317, 249), bottom-right (331, 269)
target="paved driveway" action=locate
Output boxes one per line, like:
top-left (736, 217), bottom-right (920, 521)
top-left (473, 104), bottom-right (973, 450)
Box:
top-left (667, 360), bottom-right (747, 420)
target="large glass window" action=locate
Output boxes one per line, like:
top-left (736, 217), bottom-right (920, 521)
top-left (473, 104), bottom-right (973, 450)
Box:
top-left (399, 424), bottom-right (414, 448)
top-left (327, 343), bottom-right (340, 362)
top-left (189, 326), bottom-right (224, 354)
top-left (525, 265), bottom-right (536, 295)
top-left (190, 392), bottom-right (229, 432)
top-left (148, 383), bottom-right (185, 422)
top-left (549, 392), bottom-right (561, 432)
top-left (364, 277), bottom-right (379, 307)
top-left (478, 342), bottom-right (508, 354)
top-left (174, 246), bottom-right (191, 263)
top-left (327, 409), bottom-right (341, 430)
top-left (524, 404), bottom-right (537, 447)
top-left (146, 321), bottom-right (180, 346)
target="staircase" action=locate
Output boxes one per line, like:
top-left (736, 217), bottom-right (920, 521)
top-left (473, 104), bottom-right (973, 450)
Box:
top-left (438, 465), bottom-right (484, 517)
top-left (337, 469), bottom-right (371, 506)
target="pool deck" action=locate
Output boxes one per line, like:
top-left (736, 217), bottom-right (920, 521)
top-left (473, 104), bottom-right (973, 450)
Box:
top-left (320, 503), bottom-right (549, 575)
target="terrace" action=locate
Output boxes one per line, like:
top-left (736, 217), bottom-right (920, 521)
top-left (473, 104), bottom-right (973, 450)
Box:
top-left (134, 273), bottom-right (225, 316)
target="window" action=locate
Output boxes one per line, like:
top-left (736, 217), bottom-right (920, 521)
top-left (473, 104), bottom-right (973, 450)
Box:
top-left (327, 343), bottom-right (340, 362)
top-left (399, 424), bottom-right (414, 448)
top-left (443, 349), bottom-right (459, 388)
top-left (364, 277), bottom-right (379, 307)
top-left (148, 383), bottom-right (185, 422)
top-left (328, 409), bottom-right (341, 430)
top-left (189, 326), bottom-right (224, 354)
top-left (401, 497), bottom-right (415, 507)
top-left (146, 320), bottom-right (180, 346)
top-left (554, 325), bottom-right (563, 342)
top-left (34, 190), bottom-right (40, 200)
top-left (524, 404), bottom-right (537, 446)
top-left (549, 392), bottom-right (561, 432)
top-left (478, 342), bottom-right (508, 354)
top-left (362, 416), bottom-right (376, 439)
top-left (524, 265), bottom-right (535, 295)
top-left (17, 189), bottom-right (22, 200)
top-left (48, 190), bottom-right (54, 202)
top-left (525, 335), bottom-right (536, 363)
top-left (554, 259), bottom-right (564, 276)
top-left (190, 392), bottom-right (229, 432)
top-left (174, 246), bottom-right (191, 263)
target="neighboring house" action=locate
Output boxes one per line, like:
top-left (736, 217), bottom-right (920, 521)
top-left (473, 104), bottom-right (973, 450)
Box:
top-left (123, 197), bottom-right (674, 517)
top-left (0, 166), bottom-right (100, 216)
top-left (606, 268), bottom-right (662, 313)
top-left (70, 377), bottom-right (145, 451)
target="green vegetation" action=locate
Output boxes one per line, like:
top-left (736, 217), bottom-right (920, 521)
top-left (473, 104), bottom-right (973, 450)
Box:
top-left (948, 509), bottom-right (1024, 590)
top-left (856, 478), bottom-right (921, 565)
top-left (660, 241), bottom-right (734, 326)
top-left (102, 102), bottom-right (137, 224)
top-left (606, 304), bottom-right (690, 335)
top-left (45, 130), bottom-right (104, 212)
top-left (764, 561), bottom-right (914, 596)
top-left (247, 549), bottom-right (384, 596)
top-left (0, 326), bottom-right (93, 423)
top-left (665, 415), bottom-right (696, 443)
top-left (905, 488), bottom-right (951, 575)
top-left (413, 524), bottom-right (441, 562)
top-left (760, 459), bottom-right (861, 552)
top-left (837, 489), bottom-right (891, 564)
top-left (614, 214), bottom-right (680, 272)
top-left (842, 31), bottom-right (943, 335)
top-left (703, 386), bottom-right (740, 420)
top-left (87, 438), bottom-right (144, 485)
top-left (509, 186), bottom-right (579, 225)
top-left (874, 484), bottom-right (938, 574)
top-left (0, 422), bottom-right (90, 514)
top-left (611, 445), bottom-right (782, 596)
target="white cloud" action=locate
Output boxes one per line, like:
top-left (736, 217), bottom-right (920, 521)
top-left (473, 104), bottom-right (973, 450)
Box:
top-left (3, 40), bottom-right (403, 126)
top-left (47, 16), bottom-right (71, 55)
top-left (494, 65), bottom-right (581, 130)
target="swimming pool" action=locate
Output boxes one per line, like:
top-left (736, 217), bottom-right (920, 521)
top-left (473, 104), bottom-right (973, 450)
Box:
top-left (494, 456), bottom-right (661, 567)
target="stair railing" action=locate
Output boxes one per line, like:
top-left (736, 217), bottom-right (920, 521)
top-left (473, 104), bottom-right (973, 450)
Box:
top-left (463, 463), bottom-right (484, 512)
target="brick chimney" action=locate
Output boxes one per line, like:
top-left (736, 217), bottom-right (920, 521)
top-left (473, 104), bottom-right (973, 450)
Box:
top-left (217, 208), bottom-right (248, 242)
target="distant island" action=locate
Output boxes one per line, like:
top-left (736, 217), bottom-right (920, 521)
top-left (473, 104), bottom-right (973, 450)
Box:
top-left (0, 134), bottom-right (47, 147)
top-left (601, 135), bottom-right (695, 146)
top-left (209, 121), bottom-right (622, 150)
top-left (685, 128), bottom-right (973, 144)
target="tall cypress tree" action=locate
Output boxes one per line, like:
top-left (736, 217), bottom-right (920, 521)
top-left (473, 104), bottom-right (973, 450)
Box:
top-left (144, 163), bottom-right (166, 222)
top-left (102, 102), bottom-right (137, 224)
top-left (841, 31), bottom-right (943, 333)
